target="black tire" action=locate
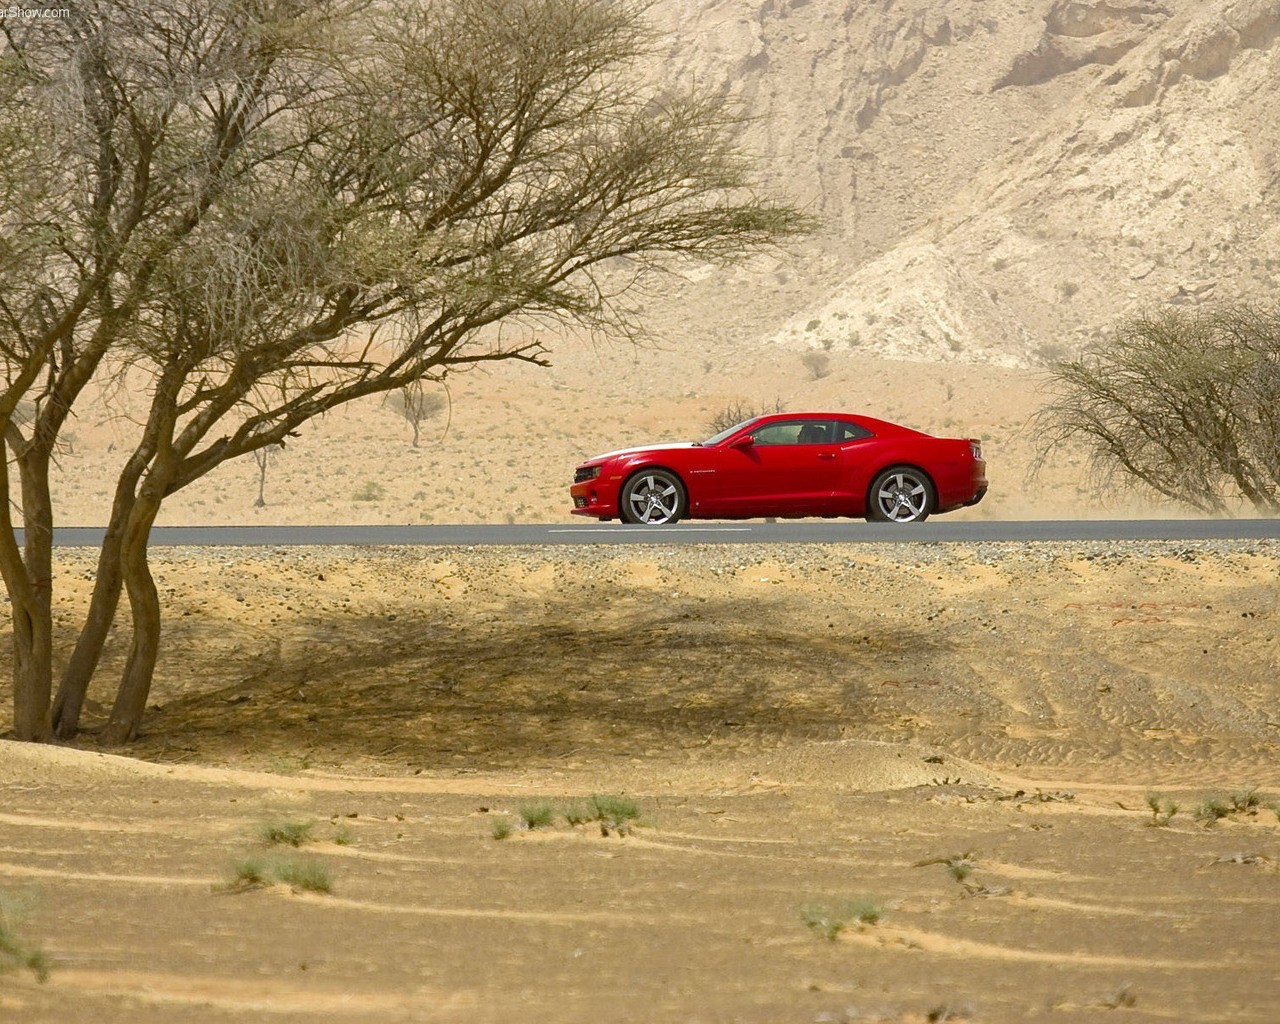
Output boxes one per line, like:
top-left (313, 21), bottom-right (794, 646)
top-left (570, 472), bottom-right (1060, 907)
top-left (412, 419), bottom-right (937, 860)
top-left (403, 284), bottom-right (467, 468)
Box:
top-left (619, 469), bottom-right (686, 525)
top-left (865, 466), bottom-right (935, 523)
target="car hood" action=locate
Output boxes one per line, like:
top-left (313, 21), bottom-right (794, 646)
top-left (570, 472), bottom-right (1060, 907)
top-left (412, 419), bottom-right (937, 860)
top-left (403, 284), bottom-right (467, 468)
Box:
top-left (583, 442), bottom-right (701, 464)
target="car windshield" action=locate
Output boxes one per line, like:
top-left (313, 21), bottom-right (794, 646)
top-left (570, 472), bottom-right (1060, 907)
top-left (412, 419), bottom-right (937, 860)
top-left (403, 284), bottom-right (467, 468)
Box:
top-left (701, 417), bottom-right (761, 446)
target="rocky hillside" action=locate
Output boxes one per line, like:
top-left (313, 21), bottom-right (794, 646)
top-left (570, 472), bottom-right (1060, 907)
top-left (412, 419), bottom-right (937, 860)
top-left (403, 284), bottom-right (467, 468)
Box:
top-left (647, 0), bottom-right (1280, 366)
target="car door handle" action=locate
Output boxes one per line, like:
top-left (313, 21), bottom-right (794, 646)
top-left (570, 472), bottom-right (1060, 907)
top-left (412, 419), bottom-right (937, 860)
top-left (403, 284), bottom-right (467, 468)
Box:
top-left (817, 453), bottom-right (837, 460)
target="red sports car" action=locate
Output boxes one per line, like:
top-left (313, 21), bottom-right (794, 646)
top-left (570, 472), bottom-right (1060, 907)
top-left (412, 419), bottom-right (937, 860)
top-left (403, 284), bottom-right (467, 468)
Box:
top-left (570, 412), bottom-right (986, 524)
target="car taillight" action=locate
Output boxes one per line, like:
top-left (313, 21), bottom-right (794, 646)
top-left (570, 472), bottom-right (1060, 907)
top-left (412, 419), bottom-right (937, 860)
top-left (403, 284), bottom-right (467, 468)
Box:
top-left (969, 440), bottom-right (983, 460)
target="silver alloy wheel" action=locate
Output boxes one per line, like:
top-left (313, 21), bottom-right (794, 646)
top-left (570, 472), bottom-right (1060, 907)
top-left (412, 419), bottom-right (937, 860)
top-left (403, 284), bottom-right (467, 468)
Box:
top-left (624, 472), bottom-right (682, 524)
top-left (873, 470), bottom-right (931, 522)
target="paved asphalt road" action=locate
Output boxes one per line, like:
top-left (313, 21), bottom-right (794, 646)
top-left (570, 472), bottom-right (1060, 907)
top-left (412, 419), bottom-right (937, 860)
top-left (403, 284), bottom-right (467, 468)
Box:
top-left (23, 520), bottom-right (1280, 547)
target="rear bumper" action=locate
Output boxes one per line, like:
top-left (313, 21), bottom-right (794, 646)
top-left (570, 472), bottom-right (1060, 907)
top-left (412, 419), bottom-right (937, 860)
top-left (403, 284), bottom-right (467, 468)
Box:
top-left (936, 457), bottom-right (987, 514)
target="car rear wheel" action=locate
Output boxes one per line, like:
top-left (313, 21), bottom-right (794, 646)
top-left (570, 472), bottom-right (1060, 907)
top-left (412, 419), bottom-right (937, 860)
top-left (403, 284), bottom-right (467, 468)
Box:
top-left (619, 470), bottom-right (685, 525)
top-left (866, 466), bottom-right (934, 523)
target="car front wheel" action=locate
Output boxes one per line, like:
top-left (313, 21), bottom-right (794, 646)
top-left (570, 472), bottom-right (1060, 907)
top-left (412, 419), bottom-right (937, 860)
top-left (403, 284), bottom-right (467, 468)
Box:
top-left (866, 466), bottom-right (934, 523)
top-left (619, 469), bottom-right (686, 525)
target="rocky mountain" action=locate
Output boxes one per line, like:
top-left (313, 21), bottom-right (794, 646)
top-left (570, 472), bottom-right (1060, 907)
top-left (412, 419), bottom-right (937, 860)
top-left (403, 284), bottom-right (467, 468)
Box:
top-left (648, 0), bottom-right (1280, 366)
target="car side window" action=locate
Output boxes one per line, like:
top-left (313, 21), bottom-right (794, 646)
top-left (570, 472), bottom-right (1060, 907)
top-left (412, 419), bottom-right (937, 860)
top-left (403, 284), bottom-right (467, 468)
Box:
top-left (752, 420), bottom-right (834, 446)
top-left (836, 422), bottom-right (873, 442)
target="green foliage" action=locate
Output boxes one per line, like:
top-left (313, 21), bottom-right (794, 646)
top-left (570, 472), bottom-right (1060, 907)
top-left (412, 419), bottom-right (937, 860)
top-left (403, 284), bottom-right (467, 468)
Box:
top-left (562, 802), bottom-right (595, 827)
top-left (1191, 787), bottom-right (1270, 826)
top-left (0, 892), bottom-right (51, 983)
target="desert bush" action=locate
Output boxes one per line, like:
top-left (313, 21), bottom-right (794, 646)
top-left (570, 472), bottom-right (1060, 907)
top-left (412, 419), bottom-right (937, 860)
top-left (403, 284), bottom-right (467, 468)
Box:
top-left (706, 397), bottom-right (785, 436)
top-left (1228, 787), bottom-right (1262, 813)
top-left (801, 350), bottom-right (832, 379)
top-left (1038, 305), bottom-right (1280, 514)
top-left (387, 384), bottom-right (448, 448)
top-left (1145, 794), bottom-right (1179, 827)
top-left (1193, 797), bottom-right (1232, 826)
top-left (352, 481), bottom-right (386, 503)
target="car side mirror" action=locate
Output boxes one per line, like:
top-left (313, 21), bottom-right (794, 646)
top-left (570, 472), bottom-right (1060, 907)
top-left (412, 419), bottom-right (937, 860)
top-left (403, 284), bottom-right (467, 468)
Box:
top-left (730, 434), bottom-right (755, 449)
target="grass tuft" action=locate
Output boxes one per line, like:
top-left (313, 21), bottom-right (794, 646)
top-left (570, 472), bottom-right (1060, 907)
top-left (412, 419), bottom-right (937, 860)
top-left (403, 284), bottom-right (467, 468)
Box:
top-left (562, 802), bottom-right (594, 827)
top-left (229, 858), bottom-right (272, 889)
top-left (518, 802), bottom-right (555, 830)
top-left (589, 794), bottom-right (642, 834)
top-left (944, 853), bottom-right (976, 882)
top-left (258, 818), bottom-right (316, 847)
top-left (0, 892), bottom-right (51, 983)
top-left (273, 859), bottom-right (333, 894)
top-left (1145, 793), bottom-right (1179, 827)
top-left (223, 856), bottom-right (333, 894)
top-left (491, 817), bottom-right (515, 840)
top-left (800, 898), bottom-right (884, 940)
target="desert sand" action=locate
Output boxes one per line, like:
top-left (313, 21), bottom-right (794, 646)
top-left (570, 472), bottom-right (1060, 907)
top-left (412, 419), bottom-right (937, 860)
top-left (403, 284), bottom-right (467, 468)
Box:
top-left (2, 540), bottom-right (1277, 1023)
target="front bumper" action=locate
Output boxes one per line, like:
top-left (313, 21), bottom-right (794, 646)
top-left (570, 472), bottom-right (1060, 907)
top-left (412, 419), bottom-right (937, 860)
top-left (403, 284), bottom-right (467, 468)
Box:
top-left (569, 468), bottom-right (621, 518)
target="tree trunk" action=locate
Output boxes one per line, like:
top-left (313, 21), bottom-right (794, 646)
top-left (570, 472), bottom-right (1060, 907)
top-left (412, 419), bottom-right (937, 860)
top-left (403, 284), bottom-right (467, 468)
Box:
top-left (101, 477), bottom-right (168, 746)
top-left (11, 598), bottom-right (53, 742)
top-left (52, 543), bottom-right (124, 738)
top-left (101, 517), bottom-right (161, 745)
top-left (9, 448), bottom-right (56, 742)
top-left (53, 441), bottom-right (156, 738)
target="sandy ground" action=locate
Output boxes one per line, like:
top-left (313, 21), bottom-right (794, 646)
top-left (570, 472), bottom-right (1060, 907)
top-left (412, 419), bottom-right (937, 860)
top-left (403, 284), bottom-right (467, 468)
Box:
top-left (2, 539), bottom-right (1278, 1023)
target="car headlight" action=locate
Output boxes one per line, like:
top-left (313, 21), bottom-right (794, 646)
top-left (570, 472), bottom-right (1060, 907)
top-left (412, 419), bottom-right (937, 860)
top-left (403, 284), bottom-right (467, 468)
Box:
top-left (574, 465), bottom-right (601, 483)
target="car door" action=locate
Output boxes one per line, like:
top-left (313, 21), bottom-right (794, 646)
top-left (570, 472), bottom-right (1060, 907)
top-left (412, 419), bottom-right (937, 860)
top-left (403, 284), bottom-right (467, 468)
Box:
top-left (829, 419), bottom-right (877, 513)
top-left (716, 419), bottom-right (843, 516)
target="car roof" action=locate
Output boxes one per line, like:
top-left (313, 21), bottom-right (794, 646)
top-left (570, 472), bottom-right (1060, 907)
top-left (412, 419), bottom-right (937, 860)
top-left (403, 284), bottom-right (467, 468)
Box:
top-left (748, 412), bottom-right (920, 435)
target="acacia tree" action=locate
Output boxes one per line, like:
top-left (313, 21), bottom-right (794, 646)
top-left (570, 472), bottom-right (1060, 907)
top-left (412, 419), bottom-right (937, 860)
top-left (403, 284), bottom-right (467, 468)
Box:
top-left (0, 0), bottom-right (811, 743)
top-left (1037, 306), bottom-right (1280, 514)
